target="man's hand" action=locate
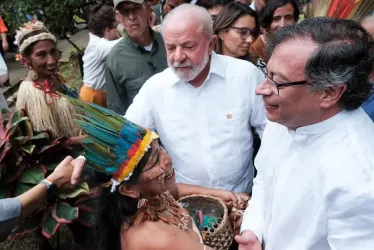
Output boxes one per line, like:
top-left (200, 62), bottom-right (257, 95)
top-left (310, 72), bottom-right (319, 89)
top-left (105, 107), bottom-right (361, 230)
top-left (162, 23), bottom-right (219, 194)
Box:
top-left (47, 156), bottom-right (86, 189)
top-left (235, 230), bottom-right (262, 250)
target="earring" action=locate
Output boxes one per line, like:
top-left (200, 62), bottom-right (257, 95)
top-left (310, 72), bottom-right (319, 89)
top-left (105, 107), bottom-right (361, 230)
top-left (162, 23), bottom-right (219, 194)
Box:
top-left (137, 198), bottom-right (148, 209)
top-left (28, 68), bottom-right (38, 81)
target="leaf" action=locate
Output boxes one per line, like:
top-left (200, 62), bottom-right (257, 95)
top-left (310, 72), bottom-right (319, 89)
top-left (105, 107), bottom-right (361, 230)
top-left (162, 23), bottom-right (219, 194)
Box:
top-left (14, 182), bottom-right (33, 196)
top-left (30, 132), bottom-right (49, 141)
top-left (21, 144), bottom-right (36, 154)
top-left (59, 182), bottom-right (89, 199)
top-left (8, 213), bottom-right (42, 240)
top-left (3, 164), bottom-right (26, 185)
top-left (42, 211), bottom-right (61, 239)
top-left (45, 163), bottom-right (58, 171)
top-left (77, 210), bottom-right (97, 227)
top-left (18, 167), bottom-right (45, 185)
top-left (10, 136), bottom-right (30, 145)
top-left (52, 202), bottom-right (79, 223)
top-left (0, 186), bottom-right (9, 199)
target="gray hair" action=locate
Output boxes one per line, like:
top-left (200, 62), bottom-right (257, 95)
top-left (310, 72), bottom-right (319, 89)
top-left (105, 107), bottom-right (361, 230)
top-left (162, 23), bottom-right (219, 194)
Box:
top-left (267, 17), bottom-right (374, 110)
top-left (161, 4), bottom-right (213, 39)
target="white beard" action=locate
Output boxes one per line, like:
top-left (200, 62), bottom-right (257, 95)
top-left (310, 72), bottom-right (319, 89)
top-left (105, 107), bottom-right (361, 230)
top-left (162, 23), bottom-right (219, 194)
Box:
top-left (168, 46), bottom-right (210, 82)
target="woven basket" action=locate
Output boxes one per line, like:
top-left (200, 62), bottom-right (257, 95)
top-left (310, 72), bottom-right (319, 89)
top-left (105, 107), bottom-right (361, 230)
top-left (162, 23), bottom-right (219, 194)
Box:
top-left (178, 194), bottom-right (233, 250)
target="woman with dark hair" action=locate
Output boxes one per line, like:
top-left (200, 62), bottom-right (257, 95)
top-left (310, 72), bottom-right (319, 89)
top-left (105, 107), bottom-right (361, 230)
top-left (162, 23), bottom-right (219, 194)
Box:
top-left (213, 2), bottom-right (260, 64)
top-left (250, 0), bottom-right (299, 62)
top-left (65, 99), bottom-right (249, 250)
top-left (196, 0), bottom-right (234, 21)
top-left (14, 20), bottom-right (83, 142)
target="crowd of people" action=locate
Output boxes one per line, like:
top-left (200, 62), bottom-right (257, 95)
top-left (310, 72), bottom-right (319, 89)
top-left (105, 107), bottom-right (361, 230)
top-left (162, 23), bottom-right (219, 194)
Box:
top-left (1, 0), bottom-right (374, 250)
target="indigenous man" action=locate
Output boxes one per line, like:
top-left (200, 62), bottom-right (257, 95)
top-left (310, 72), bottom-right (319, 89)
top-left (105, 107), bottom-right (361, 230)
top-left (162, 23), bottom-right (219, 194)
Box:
top-left (237, 17), bottom-right (374, 250)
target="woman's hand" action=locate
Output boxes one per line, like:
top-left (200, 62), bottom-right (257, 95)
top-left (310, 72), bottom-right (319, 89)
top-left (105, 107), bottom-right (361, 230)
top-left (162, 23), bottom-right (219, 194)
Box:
top-left (209, 190), bottom-right (250, 209)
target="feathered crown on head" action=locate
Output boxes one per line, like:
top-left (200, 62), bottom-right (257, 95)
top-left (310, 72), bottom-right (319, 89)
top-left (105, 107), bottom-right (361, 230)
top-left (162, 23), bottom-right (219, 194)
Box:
top-left (65, 96), bottom-right (158, 192)
top-left (311, 0), bottom-right (374, 20)
top-left (14, 20), bottom-right (56, 54)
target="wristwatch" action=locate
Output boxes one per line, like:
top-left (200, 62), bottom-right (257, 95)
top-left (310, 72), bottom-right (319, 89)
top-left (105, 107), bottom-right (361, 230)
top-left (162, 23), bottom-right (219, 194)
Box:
top-left (40, 178), bottom-right (58, 204)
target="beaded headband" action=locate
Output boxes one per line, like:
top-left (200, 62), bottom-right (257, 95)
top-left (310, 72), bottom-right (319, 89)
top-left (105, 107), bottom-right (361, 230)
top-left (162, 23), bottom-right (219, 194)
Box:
top-left (14, 20), bottom-right (57, 54)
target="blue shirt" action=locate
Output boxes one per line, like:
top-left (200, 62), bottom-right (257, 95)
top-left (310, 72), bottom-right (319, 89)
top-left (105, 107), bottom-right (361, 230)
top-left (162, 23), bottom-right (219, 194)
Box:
top-left (361, 94), bottom-right (374, 121)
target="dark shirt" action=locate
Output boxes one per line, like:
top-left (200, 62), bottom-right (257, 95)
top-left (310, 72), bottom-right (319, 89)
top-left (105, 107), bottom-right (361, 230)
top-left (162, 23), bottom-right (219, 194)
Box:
top-left (362, 93), bottom-right (374, 121)
top-left (105, 30), bottom-right (167, 115)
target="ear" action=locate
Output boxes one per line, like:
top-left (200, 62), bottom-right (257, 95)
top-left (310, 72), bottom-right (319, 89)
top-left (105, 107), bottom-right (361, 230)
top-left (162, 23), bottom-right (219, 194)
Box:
top-left (208, 35), bottom-right (217, 54)
top-left (103, 27), bottom-right (111, 38)
top-left (115, 11), bottom-right (122, 22)
top-left (146, 2), bottom-right (152, 13)
top-left (218, 30), bottom-right (226, 41)
top-left (319, 84), bottom-right (347, 109)
top-left (118, 183), bottom-right (140, 199)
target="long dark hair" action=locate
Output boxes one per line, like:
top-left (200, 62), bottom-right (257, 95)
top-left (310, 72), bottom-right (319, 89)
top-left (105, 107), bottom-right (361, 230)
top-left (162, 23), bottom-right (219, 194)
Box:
top-left (259, 0), bottom-right (300, 31)
top-left (213, 2), bottom-right (260, 60)
top-left (91, 149), bottom-right (152, 250)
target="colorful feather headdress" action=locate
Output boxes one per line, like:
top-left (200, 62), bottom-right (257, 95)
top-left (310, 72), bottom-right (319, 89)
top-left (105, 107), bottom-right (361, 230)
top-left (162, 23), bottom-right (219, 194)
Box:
top-left (65, 96), bottom-right (158, 192)
top-left (311, 0), bottom-right (374, 21)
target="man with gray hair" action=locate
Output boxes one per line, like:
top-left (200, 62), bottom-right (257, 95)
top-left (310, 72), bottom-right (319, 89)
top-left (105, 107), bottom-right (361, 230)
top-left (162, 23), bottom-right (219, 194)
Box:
top-left (126, 4), bottom-right (267, 194)
top-left (237, 17), bottom-right (374, 250)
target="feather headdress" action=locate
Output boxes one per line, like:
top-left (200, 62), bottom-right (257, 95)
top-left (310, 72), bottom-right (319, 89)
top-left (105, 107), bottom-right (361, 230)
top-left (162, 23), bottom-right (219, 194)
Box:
top-left (65, 96), bottom-right (158, 192)
top-left (312, 0), bottom-right (374, 21)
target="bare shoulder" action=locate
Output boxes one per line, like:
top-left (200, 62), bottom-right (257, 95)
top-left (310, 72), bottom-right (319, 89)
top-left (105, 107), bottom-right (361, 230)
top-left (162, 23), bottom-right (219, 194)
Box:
top-left (123, 221), bottom-right (202, 250)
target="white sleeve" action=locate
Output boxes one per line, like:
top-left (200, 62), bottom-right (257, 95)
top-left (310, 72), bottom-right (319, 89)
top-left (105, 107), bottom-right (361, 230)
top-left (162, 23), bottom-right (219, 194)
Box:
top-left (249, 67), bottom-right (267, 138)
top-left (125, 79), bottom-right (156, 131)
top-left (326, 169), bottom-right (374, 250)
top-left (97, 38), bottom-right (122, 60)
top-left (240, 139), bottom-right (266, 243)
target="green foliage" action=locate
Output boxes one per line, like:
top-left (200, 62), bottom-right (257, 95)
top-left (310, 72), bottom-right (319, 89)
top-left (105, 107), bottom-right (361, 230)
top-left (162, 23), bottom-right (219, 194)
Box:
top-left (0, 108), bottom-right (99, 240)
top-left (0, 0), bottom-right (113, 36)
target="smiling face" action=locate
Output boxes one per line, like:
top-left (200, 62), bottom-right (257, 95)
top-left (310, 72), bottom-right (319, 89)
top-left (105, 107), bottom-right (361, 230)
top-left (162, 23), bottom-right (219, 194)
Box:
top-left (25, 40), bottom-right (59, 77)
top-left (219, 14), bottom-right (257, 58)
top-left (255, 40), bottom-right (321, 129)
top-left (269, 3), bottom-right (295, 33)
top-left (135, 140), bottom-right (177, 197)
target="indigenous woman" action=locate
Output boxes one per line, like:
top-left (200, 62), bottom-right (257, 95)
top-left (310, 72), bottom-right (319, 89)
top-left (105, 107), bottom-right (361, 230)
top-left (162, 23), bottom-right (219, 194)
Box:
top-left (67, 98), bottom-right (249, 250)
top-left (213, 2), bottom-right (260, 65)
top-left (14, 20), bottom-right (82, 142)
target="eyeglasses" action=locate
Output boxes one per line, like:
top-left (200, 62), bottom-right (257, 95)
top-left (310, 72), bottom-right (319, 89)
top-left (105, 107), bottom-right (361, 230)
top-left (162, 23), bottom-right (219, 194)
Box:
top-left (230, 27), bottom-right (254, 40)
top-left (260, 67), bottom-right (308, 96)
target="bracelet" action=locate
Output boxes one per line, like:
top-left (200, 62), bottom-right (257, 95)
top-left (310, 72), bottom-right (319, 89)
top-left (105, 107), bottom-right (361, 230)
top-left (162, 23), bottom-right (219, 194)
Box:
top-left (40, 178), bottom-right (54, 187)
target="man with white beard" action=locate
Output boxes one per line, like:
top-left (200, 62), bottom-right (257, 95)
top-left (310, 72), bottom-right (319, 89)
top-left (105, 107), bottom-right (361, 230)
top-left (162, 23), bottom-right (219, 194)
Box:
top-left (125, 4), bottom-right (267, 194)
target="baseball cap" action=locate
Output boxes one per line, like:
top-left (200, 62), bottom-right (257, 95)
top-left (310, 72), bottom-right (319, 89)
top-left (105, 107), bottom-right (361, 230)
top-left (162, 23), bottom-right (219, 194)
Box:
top-left (113, 0), bottom-right (144, 10)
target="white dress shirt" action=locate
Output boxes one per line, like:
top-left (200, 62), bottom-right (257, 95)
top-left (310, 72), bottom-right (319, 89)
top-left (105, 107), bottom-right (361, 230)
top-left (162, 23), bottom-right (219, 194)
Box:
top-left (241, 108), bottom-right (374, 250)
top-left (83, 33), bottom-right (122, 90)
top-left (126, 53), bottom-right (267, 192)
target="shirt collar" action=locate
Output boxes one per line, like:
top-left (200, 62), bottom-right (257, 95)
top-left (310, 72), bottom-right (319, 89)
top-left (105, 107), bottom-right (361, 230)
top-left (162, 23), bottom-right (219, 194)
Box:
top-left (169, 52), bottom-right (226, 85)
top-left (124, 29), bottom-right (159, 52)
top-left (293, 110), bottom-right (348, 135)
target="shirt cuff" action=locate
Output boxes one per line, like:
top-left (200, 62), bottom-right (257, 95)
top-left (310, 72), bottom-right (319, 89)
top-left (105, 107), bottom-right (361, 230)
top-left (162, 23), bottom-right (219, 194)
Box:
top-left (0, 198), bottom-right (22, 241)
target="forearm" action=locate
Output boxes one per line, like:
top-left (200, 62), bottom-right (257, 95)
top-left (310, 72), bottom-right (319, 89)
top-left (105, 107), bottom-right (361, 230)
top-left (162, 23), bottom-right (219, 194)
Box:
top-left (18, 184), bottom-right (48, 218)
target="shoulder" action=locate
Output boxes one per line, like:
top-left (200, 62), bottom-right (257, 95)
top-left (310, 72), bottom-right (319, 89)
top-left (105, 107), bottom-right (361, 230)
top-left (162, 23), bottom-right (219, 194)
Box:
top-left (106, 39), bottom-right (126, 63)
top-left (141, 68), bottom-right (175, 92)
top-left (124, 221), bottom-right (179, 249)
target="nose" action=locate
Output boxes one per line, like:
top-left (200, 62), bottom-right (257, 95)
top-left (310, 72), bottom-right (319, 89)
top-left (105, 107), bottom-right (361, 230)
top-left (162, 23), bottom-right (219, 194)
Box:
top-left (47, 54), bottom-right (56, 64)
top-left (173, 47), bottom-right (186, 63)
top-left (245, 35), bottom-right (254, 44)
top-left (279, 18), bottom-right (286, 28)
top-left (255, 79), bottom-right (273, 96)
top-left (128, 11), bottom-right (135, 20)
